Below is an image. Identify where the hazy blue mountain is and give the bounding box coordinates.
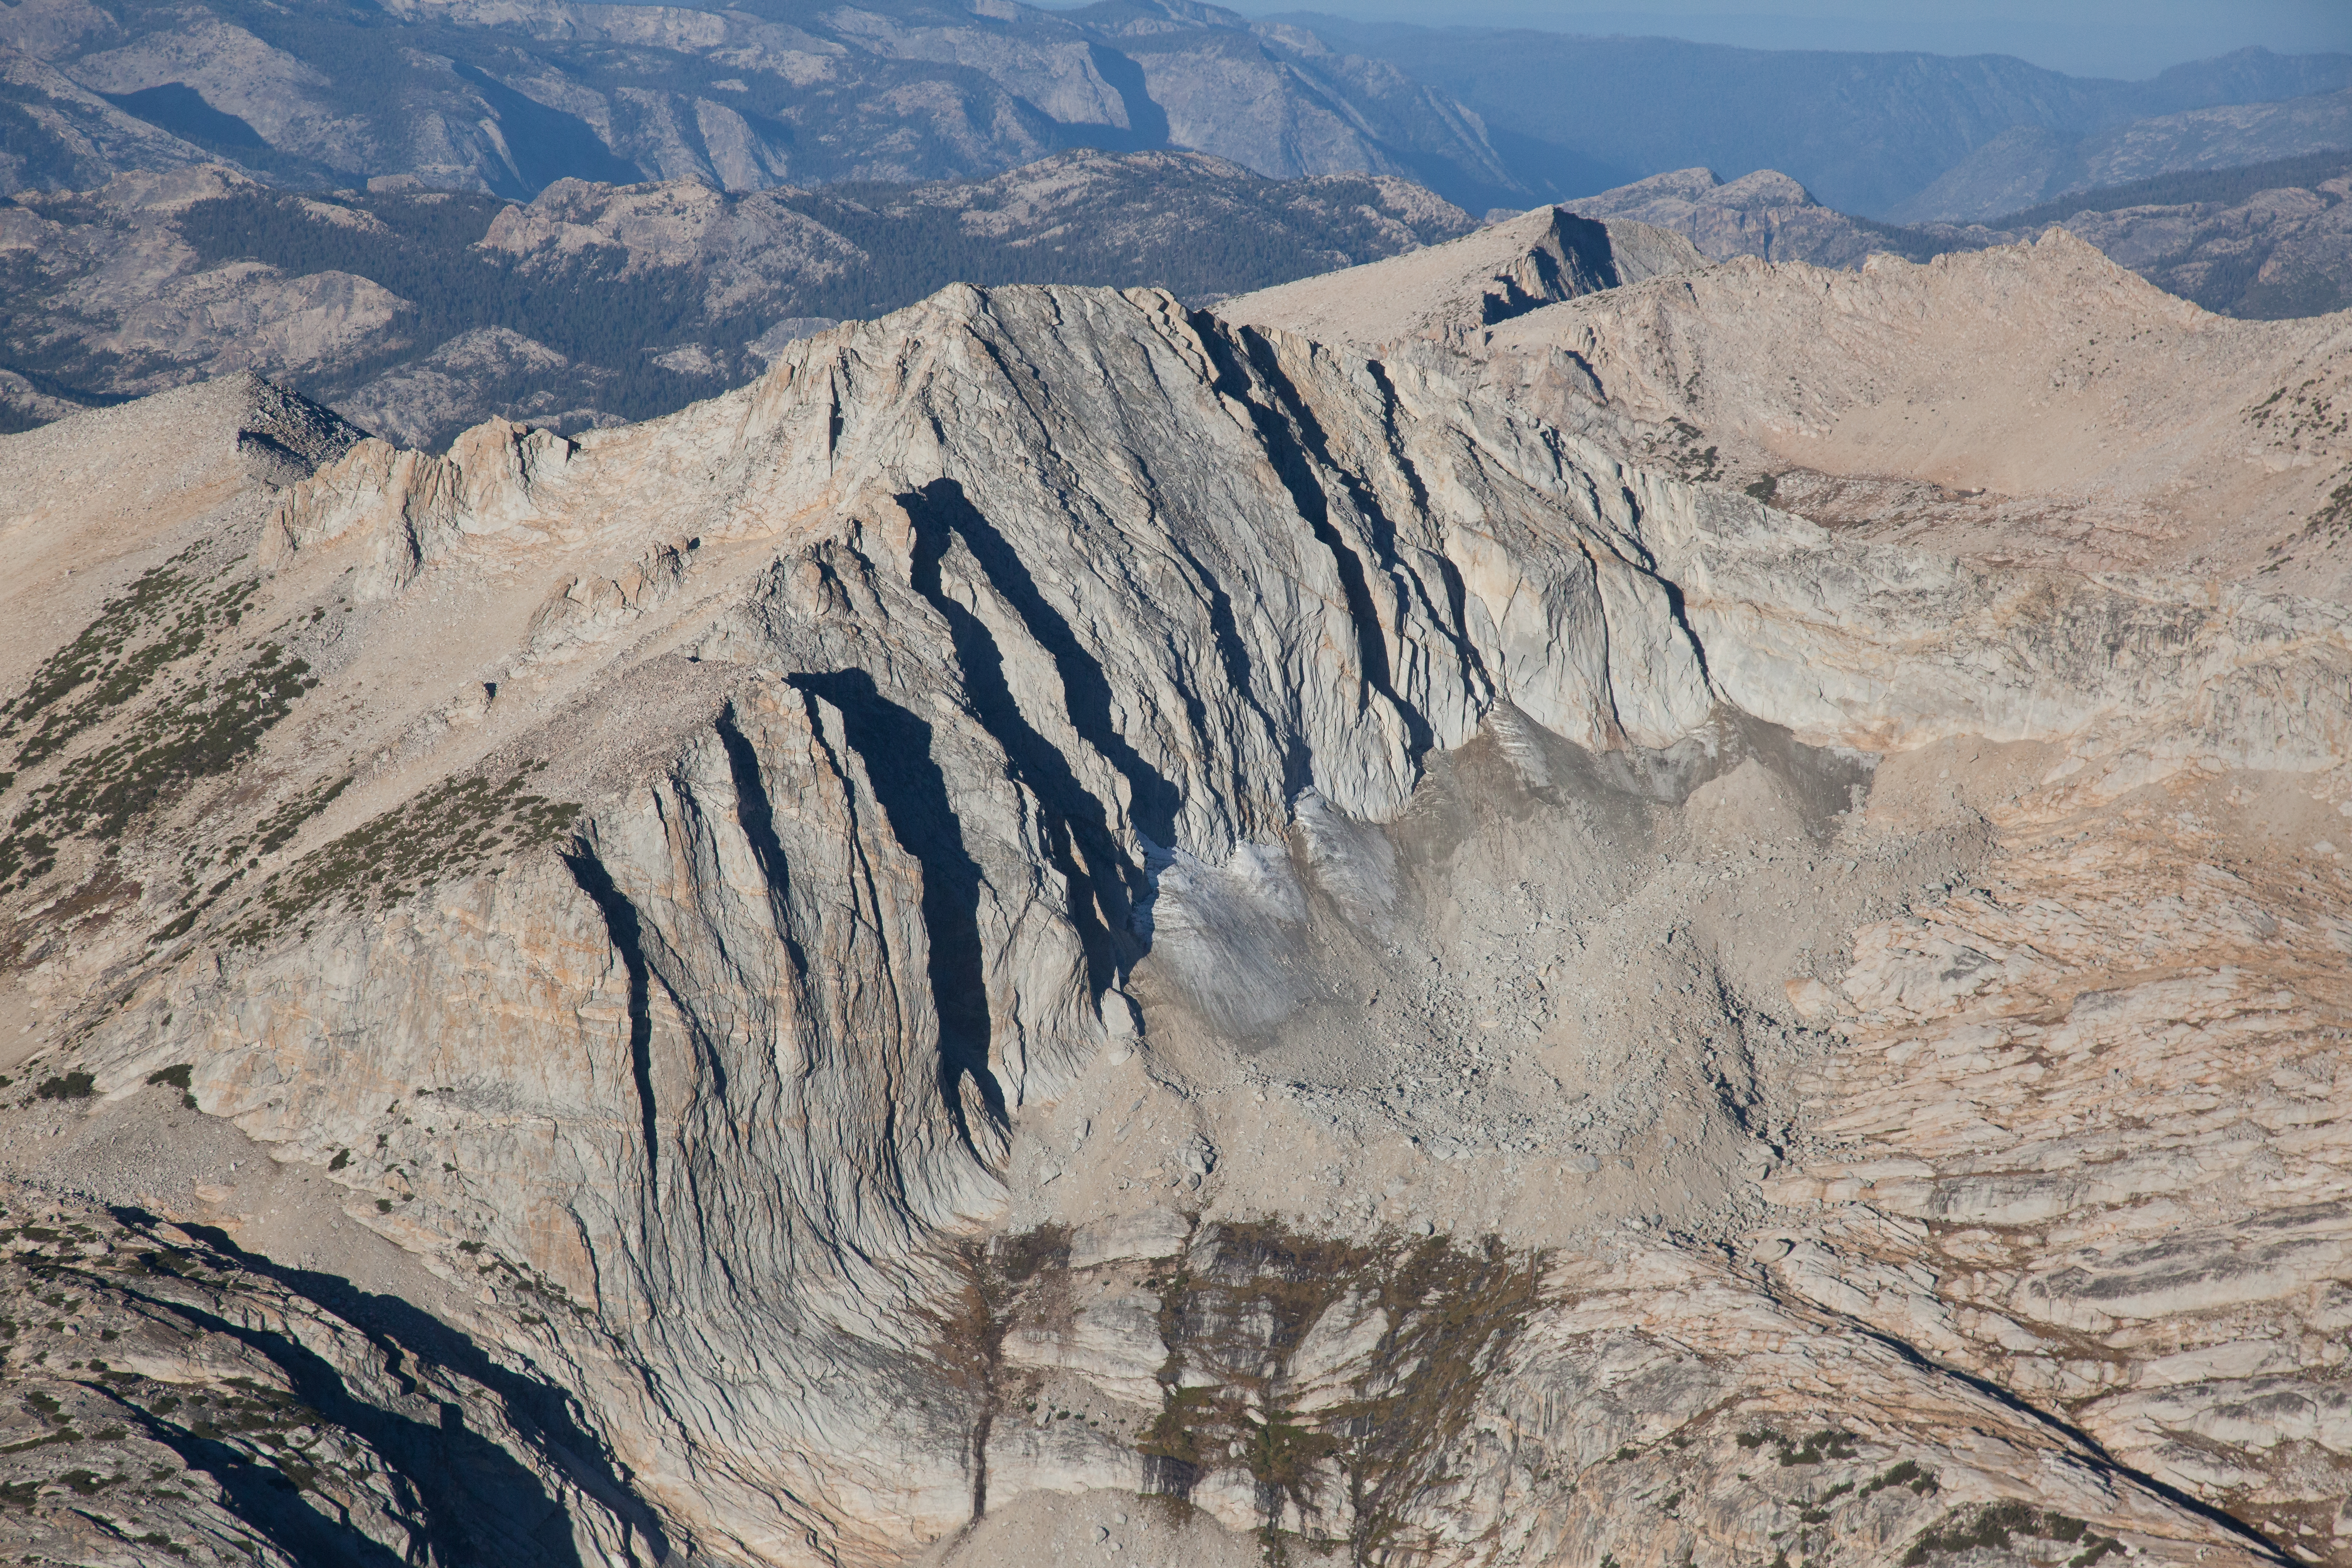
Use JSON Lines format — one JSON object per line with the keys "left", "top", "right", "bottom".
{"left": 1277, "top": 23, "right": 2352, "bottom": 217}
{"left": 1891, "top": 87, "right": 2352, "bottom": 222}
{"left": 0, "top": 0, "right": 1522, "bottom": 209}
{"left": 3, "top": 0, "right": 2344, "bottom": 236}
{"left": 1566, "top": 150, "right": 2352, "bottom": 321}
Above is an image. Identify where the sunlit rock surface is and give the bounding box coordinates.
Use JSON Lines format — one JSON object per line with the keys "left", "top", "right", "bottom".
{"left": 0, "top": 234, "right": 2347, "bottom": 1566}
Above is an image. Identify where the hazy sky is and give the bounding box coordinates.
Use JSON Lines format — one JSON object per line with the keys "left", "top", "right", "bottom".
{"left": 1238, "top": 0, "right": 2352, "bottom": 80}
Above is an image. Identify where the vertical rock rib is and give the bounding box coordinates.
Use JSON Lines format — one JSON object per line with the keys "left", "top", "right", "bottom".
{"left": 1199, "top": 327, "right": 1429, "bottom": 758}
{"left": 564, "top": 847, "right": 661, "bottom": 1203}
{"left": 786, "top": 669, "right": 1006, "bottom": 1157}
{"left": 714, "top": 707, "right": 814, "bottom": 987}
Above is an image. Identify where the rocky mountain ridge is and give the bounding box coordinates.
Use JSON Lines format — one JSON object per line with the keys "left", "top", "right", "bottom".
{"left": 1568, "top": 156, "right": 2352, "bottom": 320}
{"left": 1329, "top": 227, "right": 2352, "bottom": 598}
{"left": 1564, "top": 167, "right": 1930, "bottom": 271}
{"left": 13, "top": 139, "right": 2348, "bottom": 463}
{"left": 0, "top": 217, "right": 2348, "bottom": 1567}
{"left": 1216, "top": 201, "right": 1705, "bottom": 347}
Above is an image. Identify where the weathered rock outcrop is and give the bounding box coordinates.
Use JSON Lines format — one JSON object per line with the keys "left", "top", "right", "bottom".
{"left": 1563, "top": 167, "right": 1911, "bottom": 269}
{"left": 1, "top": 255, "right": 2347, "bottom": 1568}
{"left": 1219, "top": 204, "right": 1702, "bottom": 351}
{"left": 1361, "top": 230, "right": 2352, "bottom": 603}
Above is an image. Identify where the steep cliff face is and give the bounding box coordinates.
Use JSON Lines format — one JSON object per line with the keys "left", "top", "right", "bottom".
{"left": 1, "top": 263, "right": 2347, "bottom": 1568}
{"left": 1219, "top": 204, "right": 1703, "bottom": 351}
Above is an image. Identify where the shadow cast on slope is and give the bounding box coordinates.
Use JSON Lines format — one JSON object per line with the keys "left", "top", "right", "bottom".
{"left": 714, "top": 712, "right": 817, "bottom": 989}
{"left": 901, "top": 477, "right": 1163, "bottom": 948}
{"left": 786, "top": 667, "right": 1010, "bottom": 1147}
{"left": 908, "top": 477, "right": 1180, "bottom": 863}
{"left": 1834, "top": 1315, "right": 2292, "bottom": 1565}
{"left": 786, "top": 472, "right": 1225, "bottom": 1142}
{"left": 102, "top": 1389, "right": 414, "bottom": 1567}
{"left": 561, "top": 850, "right": 663, "bottom": 1204}
{"left": 1194, "top": 322, "right": 1442, "bottom": 763}
{"left": 1067, "top": 46, "right": 1171, "bottom": 152}
{"left": 108, "top": 1208, "right": 669, "bottom": 1568}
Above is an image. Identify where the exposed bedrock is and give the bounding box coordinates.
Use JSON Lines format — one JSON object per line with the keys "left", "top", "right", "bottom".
{"left": 0, "top": 280, "right": 2344, "bottom": 1565}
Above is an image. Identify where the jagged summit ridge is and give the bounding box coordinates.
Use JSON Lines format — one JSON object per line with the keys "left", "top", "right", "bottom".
{"left": 1217, "top": 204, "right": 1703, "bottom": 349}
{"left": 0, "top": 260, "right": 2347, "bottom": 1566}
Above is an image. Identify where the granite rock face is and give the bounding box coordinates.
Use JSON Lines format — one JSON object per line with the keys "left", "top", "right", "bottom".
{"left": 1563, "top": 167, "right": 1905, "bottom": 268}
{"left": 0, "top": 249, "right": 2347, "bottom": 1568}
{"left": 1387, "top": 230, "right": 2352, "bottom": 601}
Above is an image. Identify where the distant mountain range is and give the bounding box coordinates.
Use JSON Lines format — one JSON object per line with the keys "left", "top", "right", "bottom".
{"left": 0, "top": 149, "right": 1475, "bottom": 443}
{"left": 1889, "top": 86, "right": 2352, "bottom": 222}
{"left": 1569, "top": 150, "right": 2352, "bottom": 320}
{"left": 1, "top": 0, "right": 2347, "bottom": 221}
{"left": 9, "top": 138, "right": 2344, "bottom": 456}
{"left": 1289, "top": 22, "right": 2352, "bottom": 216}
{"left": 0, "top": 0, "right": 1520, "bottom": 207}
